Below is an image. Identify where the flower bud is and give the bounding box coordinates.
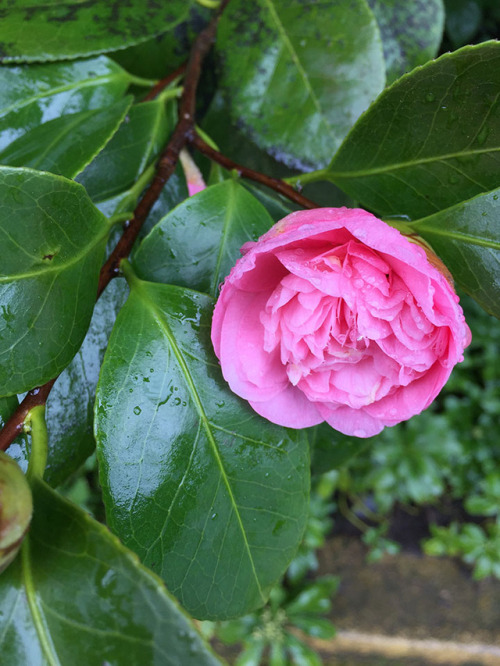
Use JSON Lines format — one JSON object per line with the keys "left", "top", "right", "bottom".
{"left": 0, "top": 451, "right": 33, "bottom": 573}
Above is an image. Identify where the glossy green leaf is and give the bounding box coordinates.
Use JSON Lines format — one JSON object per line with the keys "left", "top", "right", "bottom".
{"left": 77, "top": 98, "right": 173, "bottom": 209}
{"left": 133, "top": 180, "right": 274, "bottom": 297}
{"left": 0, "top": 167, "right": 110, "bottom": 397}
{"left": 200, "top": 91, "right": 294, "bottom": 182}
{"left": 0, "top": 1, "right": 192, "bottom": 62}
{"left": 0, "top": 97, "right": 132, "bottom": 178}
{"left": 0, "top": 56, "right": 132, "bottom": 152}
{"left": 0, "top": 395, "right": 17, "bottom": 427}
{"left": 95, "top": 277, "right": 310, "bottom": 620}
{"left": 0, "top": 477, "right": 222, "bottom": 666}
{"left": 4, "top": 281, "right": 129, "bottom": 487}
{"left": 242, "top": 183, "right": 298, "bottom": 223}
{"left": 309, "top": 424, "right": 372, "bottom": 475}
{"left": 112, "top": 6, "right": 211, "bottom": 80}
{"left": 328, "top": 41, "right": 500, "bottom": 219}
{"left": 42, "top": 279, "right": 129, "bottom": 487}
{"left": 138, "top": 167, "right": 190, "bottom": 240}
{"left": 367, "top": 0, "right": 444, "bottom": 84}
{"left": 410, "top": 187, "right": 500, "bottom": 317}
{"left": 217, "top": 0, "right": 385, "bottom": 170}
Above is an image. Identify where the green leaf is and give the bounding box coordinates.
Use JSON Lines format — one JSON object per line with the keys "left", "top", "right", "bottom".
{"left": 291, "top": 616, "right": 336, "bottom": 640}
{"left": 235, "top": 641, "right": 265, "bottom": 666}
{"left": 76, "top": 98, "right": 173, "bottom": 207}
{"left": 269, "top": 642, "right": 287, "bottom": 666}
{"left": 0, "top": 96, "right": 132, "bottom": 178}
{"left": 0, "top": 56, "right": 132, "bottom": 152}
{"left": 242, "top": 183, "right": 298, "bottom": 223}
{"left": 285, "top": 634, "right": 323, "bottom": 666}
{"left": 367, "top": 0, "right": 444, "bottom": 84}
{"left": 0, "top": 167, "right": 110, "bottom": 396}
{"left": 410, "top": 187, "right": 500, "bottom": 317}
{"left": 200, "top": 91, "right": 294, "bottom": 182}
{"left": 0, "top": 395, "right": 17, "bottom": 427}
{"left": 0, "top": 477, "right": 222, "bottom": 665}
{"left": 43, "top": 279, "right": 129, "bottom": 487}
{"left": 0, "top": 1, "right": 192, "bottom": 62}
{"left": 133, "top": 180, "right": 274, "bottom": 297}
{"left": 286, "top": 576, "right": 339, "bottom": 615}
{"left": 328, "top": 41, "right": 500, "bottom": 219}
{"left": 217, "top": 0, "right": 385, "bottom": 169}
{"left": 95, "top": 276, "right": 310, "bottom": 620}
{"left": 310, "top": 423, "right": 372, "bottom": 475}
{"left": 111, "top": 6, "right": 211, "bottom": 80}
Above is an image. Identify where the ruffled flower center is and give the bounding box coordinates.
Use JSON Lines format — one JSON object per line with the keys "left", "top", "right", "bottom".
{"left": 260, "top": 239, "right": 452, "bottom": 411}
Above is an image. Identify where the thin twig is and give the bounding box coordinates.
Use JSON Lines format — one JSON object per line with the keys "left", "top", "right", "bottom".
{"left": 142, "top": 62, "right": 187, "bottom": 102}
{"left": 0, "top": 2, "right": 230, "bottom": 453}
{"left": 190, "top": 132, "right": 320, "bottom": 209}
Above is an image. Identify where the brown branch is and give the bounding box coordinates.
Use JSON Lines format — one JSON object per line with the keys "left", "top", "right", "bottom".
{"left": 0, "top": 2, "right": 230, "bottom": 453}
{"left": 142, "top": 62, "right": 187, "bottom": 102}
{"left": 190, "top": 132, "right": 320, "bottom": 209}
{"left": 0, "top": 380, "right": 56, "bottom": 450}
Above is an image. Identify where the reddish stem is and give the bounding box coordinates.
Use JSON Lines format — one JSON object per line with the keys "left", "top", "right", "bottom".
{"left": 190, "top": 132, "right": 319, "bottom": 209}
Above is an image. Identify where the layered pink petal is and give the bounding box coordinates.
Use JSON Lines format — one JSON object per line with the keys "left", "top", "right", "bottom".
{"left": 211, "top": 207, "right": 471, "bottom": 439}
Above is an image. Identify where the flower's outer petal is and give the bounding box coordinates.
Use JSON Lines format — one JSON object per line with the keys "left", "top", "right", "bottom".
{"left": 217, "top": 289, "right": 289, "bottom": 401}
{"left": 316, "top": 402, "right": 385, "bottom": 438}
{"left": 249, "top": 385, "right": 324, "bottom": 429}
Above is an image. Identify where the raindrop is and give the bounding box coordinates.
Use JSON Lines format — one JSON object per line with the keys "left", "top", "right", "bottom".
{"left": 211, "top": 513, "right": 217, "bottom": 520}
{"left": 133, "top": 406, "right": 142, "bottom": 415}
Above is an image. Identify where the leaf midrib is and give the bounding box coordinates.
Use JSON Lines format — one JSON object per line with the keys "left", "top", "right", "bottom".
{"left": 138, "top": 283, "right": 265, "bottom": 604}
{"left": 330, "top": 146, "right": 500, "bottom": 178}
{"left": 21, "top": 538, "right": 60, "bottom": 666}
{"left": 0, "top": 72, "right": 127, "bottom": 120}
{"left": 262, "top": 0, "right": 334, "bottom": 143}
{"left": 413, "top": 225, "right": 500, "bottom": 250}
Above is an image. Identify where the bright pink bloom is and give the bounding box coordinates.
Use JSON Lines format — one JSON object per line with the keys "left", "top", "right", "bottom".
{"left": 211, "top": 208, "right": 471, "bottom": 438}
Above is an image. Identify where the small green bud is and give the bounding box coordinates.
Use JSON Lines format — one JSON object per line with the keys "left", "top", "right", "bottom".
{"left": 0, "top": 451, "right": 33, "bottom": 573}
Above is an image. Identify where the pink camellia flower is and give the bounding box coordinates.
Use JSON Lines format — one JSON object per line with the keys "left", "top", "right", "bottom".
{"left": 211, "top": 208, "right": 471, "bottom": 438}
